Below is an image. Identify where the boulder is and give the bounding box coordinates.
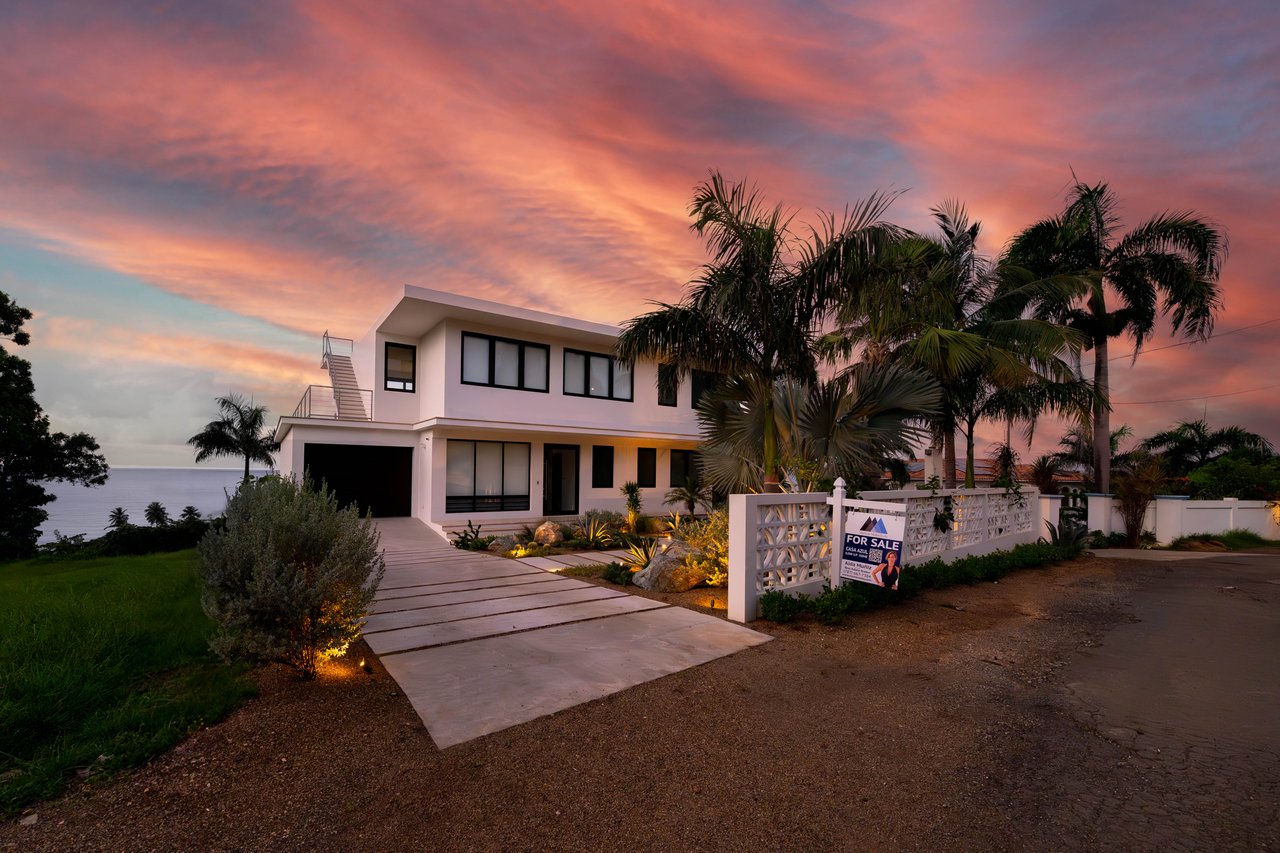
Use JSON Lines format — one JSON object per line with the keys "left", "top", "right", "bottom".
{"left": 487, "top": 535, "right": 518, "bottom": 555}
{"left": 533, "top": 521, "right": 565, "bottom": 546}
{"left": 632, "top": 540, "right": 706, "bottom": 593}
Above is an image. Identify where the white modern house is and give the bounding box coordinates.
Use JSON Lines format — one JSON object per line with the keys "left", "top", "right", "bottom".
{"left": 274, "top": 286, "right": 706, "bottom": 536}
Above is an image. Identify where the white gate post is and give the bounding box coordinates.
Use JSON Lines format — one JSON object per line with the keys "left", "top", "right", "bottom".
{"left": 728, "top": 494, "right": 753, "bottom": 623}
{"left": 829, "top": 478, "right": 846, "bottom": 589}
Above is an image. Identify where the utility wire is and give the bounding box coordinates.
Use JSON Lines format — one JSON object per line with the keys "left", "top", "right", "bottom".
{"left": 1080, "top": 316, "right": 1280, "bottom": 371}
{"left": 1113, "top": 382, "right": 1280, "bottom": 405}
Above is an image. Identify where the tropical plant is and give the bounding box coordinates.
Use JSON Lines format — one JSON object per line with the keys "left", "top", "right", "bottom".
{"left": 1186, "top": 454, "right": 1280, "bottom": 500}
{"left": 105, "top": 506, "right": 131, "bottom": 530}
{"left": 576, "top": 517, "right": 614, "bottom": 549}
{"left": 616, "top": 173, "right": 905, "bottom": 491}
{"left": 144, "top": 502, "right": 171, "bottom": 527}
{"left": 601, "top": 562, "right": 635, "bottom": 586}
{"left": 1007, "top": 177, "right": 1228, "bottom": 492}
{"left": 1042, "top": 519, "right": 1089, "bottom": 555}
{"left": 450, "top": 520, "right": 495, "bottom": 551}
{"left": 1052, "top": 423, "right": 1135, "bottom": 490}
{"left": 1112, "top": 454, "right": 1166, "bottom": 547}
{"left": 0, "top": 290, "right": 108, "bottom": 560}
{"left": 664, "top": 474, "right": 712, "bottom": 517}
{"left": 187, "top": 394, "right": 280, "bottom": 480}
{"left": 620, "top": 481, "right": 643, "bottom": 532}
{"left": 198, "top": 475, "right": 384, "bottom": 679}
{"left": 622, "top": 538, "right": 659, "bottom": 570}
{"left": 695, "top": 365, "right": 941, "bottom": 494}
{"left": 1141, "top": 418, "right": 1272, "bottom": 477}
{"left": 986, "top": 442, "right": 1019, "bottom": 487}
{"left": 1028, "top": 454, "right": 1065, "bottom": 494}
{"left": 179, "top": 505, "right": 202, "bottom": 523}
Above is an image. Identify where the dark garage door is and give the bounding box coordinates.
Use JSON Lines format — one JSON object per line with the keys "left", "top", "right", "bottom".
{"left": 303, "top": 444, "right": 413, "bottom": 517}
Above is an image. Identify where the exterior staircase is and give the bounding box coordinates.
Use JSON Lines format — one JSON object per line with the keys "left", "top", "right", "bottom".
{"left": 323, "top": 353, "right": 369, "bottom": 420}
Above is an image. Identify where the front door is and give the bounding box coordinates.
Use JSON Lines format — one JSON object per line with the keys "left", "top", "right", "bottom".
{"left": 543, "top": 444, "right": 579, "bottom": 516}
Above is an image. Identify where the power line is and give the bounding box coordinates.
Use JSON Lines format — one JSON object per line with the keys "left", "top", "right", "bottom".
{"left": 1080, "top": 316, "right": 1280, "bottom": 371}
{"left": 1114, "top": 382, "right": 1280, "bottom": 405}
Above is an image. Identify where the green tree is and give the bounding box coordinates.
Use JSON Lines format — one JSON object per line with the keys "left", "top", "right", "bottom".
{"left": 1140, "top": 418, "right": 1272, "bottom": 477}
{"left": 0, "top": 291, "right": 108, "bottom": 559}
{"left": 179, "top": 505, "right": 202, "bottom": 523}
{"left": 188, "top": 394, "right": 280, "bottom": 479}
{"left": 616, "top": 173, "right": 904, "bottom": 491}
{"left": 1007, "top": 178, "right": 1228, "bottom": 492}
{"left": 144, "top": 502, "right": 171, "bottom": 527}
{"left": 105, "top": 506, "right": 131, "bottom": 530}
{"left": 664, "top": 475, "right": 712, "bottom": 517}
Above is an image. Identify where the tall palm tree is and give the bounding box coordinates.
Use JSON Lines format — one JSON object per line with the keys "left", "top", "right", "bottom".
{"left": 188, "top": 394, "right": 280, "bottom": 480}
{"left": 616, "top": 173, "right": 905, "bottom": 492}
{"left": 144, "top": 501, "right": 170, "bottom": 527}
{"left": 1006, "top": 178, "right": 1228, "bottom": 492}
{"left": 1141, "top": 418, "right": 1272, "bottom": 476}
{"left": 1053, "top": 422, "right": 1134, "bottom": 491}
{"left": 105, "top": 506, "right": 130, "bottom": 530}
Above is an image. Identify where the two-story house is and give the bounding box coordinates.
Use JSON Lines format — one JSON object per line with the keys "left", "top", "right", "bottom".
{"left": 274, "top": 286, "right": 704, "bottom": 536}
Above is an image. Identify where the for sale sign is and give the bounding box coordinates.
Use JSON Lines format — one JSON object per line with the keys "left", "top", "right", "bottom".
{"left": 841, "top": 511, "right": 906, "bottom": 590}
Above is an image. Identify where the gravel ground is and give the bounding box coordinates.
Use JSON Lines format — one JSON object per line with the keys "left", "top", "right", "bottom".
{"left": 4, "top": 554, "right": 1276, "bottom": 852}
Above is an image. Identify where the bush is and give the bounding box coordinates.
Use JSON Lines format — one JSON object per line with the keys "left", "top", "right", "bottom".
{"left": 582, "top": 508, "right": 628, "bottom": 532}
{"left": 600, "top": 562, "right": 634, "bottom": 586}
{"left": 674, "top": 509, "right": 729, "bottom": 587}
{"left": 450, "top": 520, "right": 496, "bottom": 551}
{"left": 1187, "top": 455, "right": 1280, "bottom": 500}
{"left": 759, "top": 589, "right": 809, "bottom": 623}
{"left": 198, "top": 476, "right": 385, "bottom": 679}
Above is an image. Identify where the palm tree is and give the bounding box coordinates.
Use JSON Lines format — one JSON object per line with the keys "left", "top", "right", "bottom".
{"left": 1027, "top": 454, "right": 1066, "bottom": 494}
{"left": 1053, "top": 423, "right": 1134, "bottom": 491}
{"left": 694, "top": 364, "right": 941, "bottom": 493}
{"left": 616, "top": 173, "right": 905, "bottom": 492}
{"left": 179, "top": 505, "right": 202, "bottom": 523}
{"left": 105, "top": 506, "right": 130, "bottom": 530}
{"left": 1006, "top": 178, "right": 1228, "bottom": 492}
{"left": 664, "top": 475, "right": 712, "bottom": 517}
{"left": 188, "top": 394, "right": 280, "bottom": 479}
{"left": 1140, "top": 418, "right": 1272, "bottom": 477}
{"left": 144, "top": 501, "right": 170, "bottom": 527}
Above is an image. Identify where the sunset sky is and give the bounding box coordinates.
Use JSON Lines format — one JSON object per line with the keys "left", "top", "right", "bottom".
{"left": 4, "top": 0, "right": 1278, "bottom": 467}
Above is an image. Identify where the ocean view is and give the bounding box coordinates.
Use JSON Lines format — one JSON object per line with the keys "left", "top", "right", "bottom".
{"left": 38, "top": 467, "right": 270, "bottom": 544}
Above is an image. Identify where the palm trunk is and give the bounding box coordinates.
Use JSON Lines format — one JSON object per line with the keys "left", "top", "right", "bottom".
{"left": 1093, "top": 336, "right": 1110, "bottom": 493}
{"left": 964, "top": 419, "right": 977, "bottom": 488}
{"left": 762, "top": 392, "right": 781, "bottom": 493}
{"left": 243, "top": 454, "right": 251, "bottom": 482}
{"left": 943, "top": 429, "right": 957, "bottom": 490}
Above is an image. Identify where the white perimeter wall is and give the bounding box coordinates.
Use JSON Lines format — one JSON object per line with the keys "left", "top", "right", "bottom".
{"left": 1040, "top": 494, "right": 1280, "bottom": 543}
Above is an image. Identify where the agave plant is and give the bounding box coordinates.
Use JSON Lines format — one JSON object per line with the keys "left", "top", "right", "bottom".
{"left": 578, "top": 517, "right": 613, "bottom": 549}
{"left": 623, "top": 538, "right": 659, "bottom": 570}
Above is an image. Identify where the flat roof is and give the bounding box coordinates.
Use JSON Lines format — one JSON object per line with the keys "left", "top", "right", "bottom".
{"left": 369, "top": 285, "right": 621, "bottom": 346}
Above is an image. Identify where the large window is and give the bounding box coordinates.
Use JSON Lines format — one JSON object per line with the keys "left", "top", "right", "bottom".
{"left": 691, "top": 369, "right": 721, "bottom": 408}
{"left": 445, "top": 440, "right": 531, "bottom": 513}
{"left": 563, "top": 348, "right": 632, "bottom": 401}
{"left": 657, "top": 363, "right": 678, "bottom": 407}
{"left": 637, "top": 447, "right": 656, "bottom": 488}
{"left": 385, "top": 343, "right": 416, "bottom": 392}
{"left": 670, "top": 449, "right": 697, "bottom": 488}
{"left": 461, "top": 332, "right": 549, "bottom": 392}
{"left": 591, "top": 445, "right": 614, "bottom": 489}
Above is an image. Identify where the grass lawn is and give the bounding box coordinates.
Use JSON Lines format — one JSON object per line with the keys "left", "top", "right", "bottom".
{"left": 1169, "top": 530, "right": 1280, "bottom": 550}
{"left": 0, "top": 549, "right": 257, "bottom": 817}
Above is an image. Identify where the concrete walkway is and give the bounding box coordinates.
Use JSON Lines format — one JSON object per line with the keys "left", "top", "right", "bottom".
{"left": 366, "top": 519, "right": 770, "bottom": 748}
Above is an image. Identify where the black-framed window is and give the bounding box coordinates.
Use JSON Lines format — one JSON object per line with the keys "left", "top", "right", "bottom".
{"left": 563, "top": 348, "right": 633, "bottom": 401}
{"left": 657, "top": 363, "right": 678, "bottom": 407}
{"left": 691, "top": 370, "right": 721, "bottom": 408}
{"left": 591, "top": 445, "right": 614, "bottom": 489}
{"left": 637, "top": 448, "right": 656, "bottom": 488}
{"left": 670, "top": 449, "right": 696, "bottom": 488}
{"left": 385, "top": 343, "right": 416, "bottom": 392}
{"left": 461, "top": 332, "right": 549, "bottom": 392}
{"left": 445, "top": 440, "right": 531, "bottom": 513}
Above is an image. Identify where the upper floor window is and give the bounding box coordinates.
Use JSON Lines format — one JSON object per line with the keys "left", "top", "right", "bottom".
{"left": 385, "top": 343, "right": 416, "bottom": 392}
{"left": 657, "top": 363, "right": 678, "bottom": 407}
{"left": 563, "top": 349, "right": 632, "bottom": 401}
{"left": 461, "top": 332, "right": 549, "bottom": 392}
{"left": 691, "top": 369, "right": 722, "bottom": 409}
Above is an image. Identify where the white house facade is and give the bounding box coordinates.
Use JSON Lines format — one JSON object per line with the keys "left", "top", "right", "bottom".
{"left": 274, "top": 286, "right": 705, "bottom": 536}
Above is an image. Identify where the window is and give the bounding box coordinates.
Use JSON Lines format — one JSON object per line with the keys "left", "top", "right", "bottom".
{"left": 657, "top": 363, "right": 678, "bottom": 407}
{"left": 445, "top": 440, "right": 531, "bottom": 513}
{"left": 563, "top": 348, "right": 633, "bottom": 401}
{"left": 591, "top": 445, "right": 614, "bottom": 489}
{"left": 460, "top": 332, "right": 549, "bottom": 392}
{"left": 670, "top": 449, "right": 696, "bottom": 488}
{"left": 637, "top": 448, "right": 656, "bottom": 488}
{"left": 385, "top": 343, "right": 416, "bottom": 392}
{"left": 691, "top": 369, "right": 721, "bottom": 408}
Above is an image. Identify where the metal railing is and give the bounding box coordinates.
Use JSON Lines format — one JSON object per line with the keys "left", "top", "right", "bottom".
{"left": 293, "top": 385, "right": 373, "bottom": 420}
{"left": 321, "top": 330, "right": 354, "bottom": 369}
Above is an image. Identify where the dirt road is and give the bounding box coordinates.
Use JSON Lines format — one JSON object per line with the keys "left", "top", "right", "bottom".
{"left": 4, "top": 553, "right": 1277, "bottom": 851}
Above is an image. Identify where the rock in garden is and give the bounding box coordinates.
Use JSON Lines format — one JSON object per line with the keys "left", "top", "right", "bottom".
{"left": 487, "top": 535, "right": 518, "bottom": 554}
{"left": 632, "top": 540, "right": 705, "bottom": 592}
{"left": 533, "top": 521, "right": 565, "bottom": 545}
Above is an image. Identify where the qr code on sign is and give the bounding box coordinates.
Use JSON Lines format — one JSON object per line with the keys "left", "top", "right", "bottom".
{"left": 868, "top": 548, "right": 884, "bottom": 563}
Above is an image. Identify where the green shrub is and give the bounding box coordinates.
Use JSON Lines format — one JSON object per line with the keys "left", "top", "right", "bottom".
{"left": 198, "top": 476, "right": 385, "bottom": 679}
{"left": 35, "top": 519, "right": 213, "bottom": 559}
{"left": 450, "top": 520, "right": 496, "bottom": 551}
{"left": 601, "top": 561, "right": 634, "bottom": 586}
{"left": 675, "top": 509, "right": 729, "bottom": 587}
{"left": 582, "top": 508, "right": 628, "bottom": 532}
{"left": 1170, "top": 530, "right": 1275, "bottom": 550}
{"left": 759, "top": 589, "right": 809, "bottom": 623}
{"left": 1187, "top": 454, "right": 1280, "bottom": 500}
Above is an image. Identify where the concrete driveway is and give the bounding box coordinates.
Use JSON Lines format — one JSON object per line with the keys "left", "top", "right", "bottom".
{"left": 365, "top": 519, "right": 770, "bottom": 748}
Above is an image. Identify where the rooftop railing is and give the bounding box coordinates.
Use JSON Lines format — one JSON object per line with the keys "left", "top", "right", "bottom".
{"left": 292, "top": 385, "right": 373, "bottom": 421}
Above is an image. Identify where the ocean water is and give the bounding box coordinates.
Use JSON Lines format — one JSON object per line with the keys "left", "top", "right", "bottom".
{"left": 37, "top": 467, "right": 270, "bottom": 544}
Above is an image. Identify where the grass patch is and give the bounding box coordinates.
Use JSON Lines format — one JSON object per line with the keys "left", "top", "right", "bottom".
{"left": 0, "top": 550, "right": 256, "bottom": 817}
{"left": 1169, "top": 530, "right": 1280, "bottom": 551}
{"left": 553, "top": 563, "right": 607, "bottom": 578}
